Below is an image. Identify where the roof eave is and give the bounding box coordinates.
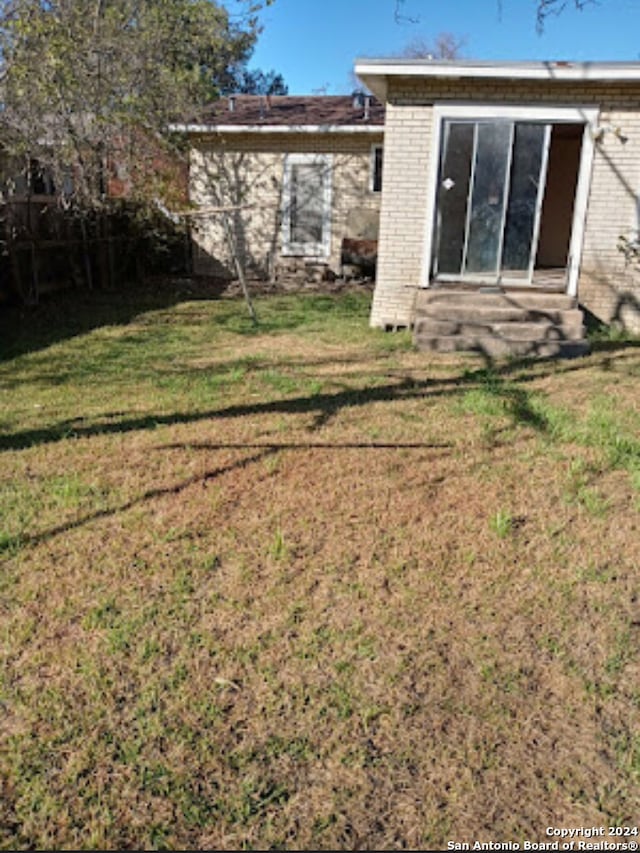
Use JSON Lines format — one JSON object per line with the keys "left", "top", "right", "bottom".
{"left": 354, "top": 59, "right": 640, "bottom": 102}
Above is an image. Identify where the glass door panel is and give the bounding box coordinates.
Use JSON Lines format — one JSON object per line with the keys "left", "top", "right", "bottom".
{"left": 465, "top": 122, "right": 512, "bottom": 275}
{"left": 501, "top": 123, "right": 549, "bottom": 278}
{"left": 435, "top": 122, "right": 474, "bottom": 275}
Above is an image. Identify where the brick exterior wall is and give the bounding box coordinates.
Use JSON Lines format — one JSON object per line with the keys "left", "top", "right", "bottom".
{"left": 371, "top": 77, "right": 640, "bottom": 333}
{"left": 189, "top": 131, "right": 383, "bottom": 279}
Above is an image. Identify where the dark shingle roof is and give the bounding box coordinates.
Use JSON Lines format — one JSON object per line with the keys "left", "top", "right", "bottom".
{"left": 198, "top": 94, "right": 385, "bottom": 128}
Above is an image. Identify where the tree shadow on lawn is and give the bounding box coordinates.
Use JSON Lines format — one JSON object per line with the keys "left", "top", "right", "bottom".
{"left": 0, "top": 278, "right": 374, "bottom": 362}
{"left": 0, "top": 371, "right": 529, "bottom": 452}
{"left": 0, "top": 276, "right": 270, "bottom": 362}
{"left": 3, "top": 345, "right": 639, "bottom": 554}
{"left": 1, "top": 439, "right": 452, "bottom": 554}
{"left": 1, "top": 345, "right": 625, "bottom": 455}
{"left": 0, "top": 278, "right": 216, "bottom": 360}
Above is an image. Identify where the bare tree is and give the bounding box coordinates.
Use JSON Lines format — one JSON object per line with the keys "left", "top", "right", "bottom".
{"left": 401, "top": 32, "right": 465, "bottom": 60}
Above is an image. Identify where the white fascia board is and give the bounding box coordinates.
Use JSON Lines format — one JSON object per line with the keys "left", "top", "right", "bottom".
{"left": 354, "top": 59, "right": 640, "bottom": 101}
{"left": 170, "top": 123, "right": 383, "bottom": 135}
{"left": 354, "top": 71, "right": 388, "bottom": 102}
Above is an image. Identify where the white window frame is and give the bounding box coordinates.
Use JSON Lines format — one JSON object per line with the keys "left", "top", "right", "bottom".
{"left": 370, "top": 143, "right": 383, "bottom": 193}
{"left": 281, "top": 153, "right": 333, "bottom": 257}
{"left": 421, "top": 103, "right": 599, "bottom": 297}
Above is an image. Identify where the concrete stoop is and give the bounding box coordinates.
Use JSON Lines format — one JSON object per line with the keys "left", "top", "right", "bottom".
{"left": 413, "top": 288, "right": 591, "bottom": 359}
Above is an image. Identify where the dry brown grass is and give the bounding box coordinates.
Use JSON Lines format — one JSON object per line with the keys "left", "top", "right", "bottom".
{"left": 1, "top": 286, "right": 639, "bottom": 849}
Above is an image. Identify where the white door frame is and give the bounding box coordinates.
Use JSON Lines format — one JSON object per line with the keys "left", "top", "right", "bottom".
{"left": 420, "top": 103, "right": 599, "bottom": 296}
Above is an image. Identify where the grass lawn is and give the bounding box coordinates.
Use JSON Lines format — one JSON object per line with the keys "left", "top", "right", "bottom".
{"left": 1, "top": 281, "right": 639, "bottom": 850}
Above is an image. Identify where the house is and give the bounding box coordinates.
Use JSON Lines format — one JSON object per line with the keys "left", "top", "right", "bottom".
{"left": 177, "top": 94, "right": 385, "bottom": 281}
{"left": 354, "top": 59, "right": 640, "bottom": 355}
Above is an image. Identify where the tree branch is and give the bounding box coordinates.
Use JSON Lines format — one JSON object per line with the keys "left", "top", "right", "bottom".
{"left": 536, "top": 0, "right": 594, "bottom": 32}
{"left": 394, "top": 0, "right": 419, "bottom": 24}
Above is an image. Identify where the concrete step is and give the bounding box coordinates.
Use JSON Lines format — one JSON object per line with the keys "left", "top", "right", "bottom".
{"left": 491, "top": 318, "right": 585, "bottom": 341}
{"left": 414, "top": 304, "right": 585, "bottom": 329}
{"left": 412, "top": 288, "right": 589, "bottom": 359}
{"left": 416, "top": 305, "right": 531, "bottom": 324}
{"left": 415, "top": 288, "right": 576, "bottom": 312}
{"left": 415, "top": 334, "right": 590, "bottom": 359}
{"left": 414, "top": 317, "right": 585, "bottom": 342}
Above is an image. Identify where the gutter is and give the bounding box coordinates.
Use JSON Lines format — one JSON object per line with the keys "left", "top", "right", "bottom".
{"left": 170, "top": 123, "right": 384, "bottom": 135}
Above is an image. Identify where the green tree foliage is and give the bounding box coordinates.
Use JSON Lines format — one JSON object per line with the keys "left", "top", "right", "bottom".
{"left": 229, "top": 67, "right": 288, "bottom": 95}
{"left": 0, "top": 0, "right": 263, "bottom": 208}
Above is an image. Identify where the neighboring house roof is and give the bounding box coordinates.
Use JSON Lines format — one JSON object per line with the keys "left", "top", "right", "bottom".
{"left": 173, "top": 94, "right": 385, "bottom": 134}
{"left": 355, "top": 58, "right": 640, "bottom": 100}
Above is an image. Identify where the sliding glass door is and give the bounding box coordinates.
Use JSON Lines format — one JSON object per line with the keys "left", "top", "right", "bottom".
{"left": 434, "top": 119, "right": 551, "bottom": 284}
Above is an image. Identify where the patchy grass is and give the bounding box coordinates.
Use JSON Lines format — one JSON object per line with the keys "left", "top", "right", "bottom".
{"left": 1, "top": 283, "right": 639, "bottom": 850}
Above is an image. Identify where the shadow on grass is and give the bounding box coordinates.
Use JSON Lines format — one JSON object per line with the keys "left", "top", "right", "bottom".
{"left": 159, "top": 440, "right": 451, "bottom": 452}
{"left": 4, "top": 346, "right": 639, "bottom": 554}
{"left": 0, "top": 277, "right": 230, "bottom": 362}
{"left": 0, "top": 377, "right": 424, "bottom": 451}
{"left": 588, "top": 338, "right": 640, "bottom": 354}
{"left": 0, "top": 279, "right": 374, "bottom": 362}
{"left": 582, "top": 306, "right": 640, "bottom": 353}
{"left": 0, "top": 356, "right": 587, "bottom": 454}
{"left": 0, "top": 440, "right": 451, "bottom": 554}
{"left": 0, "top": 373, "right": 510, "bottom": 452}
{"left": 465, "top": 372, "right": 552, "bottom": 432}
{"left": 2, "top": 333, "right": 638, "bottom": 455}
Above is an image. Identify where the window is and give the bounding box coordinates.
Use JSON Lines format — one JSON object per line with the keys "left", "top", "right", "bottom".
{"left": 5, "top": 159, "right": 74, "bottom": 198}
{"left": 371, "top": 144, "right": 383, "bottom": 193}
{"left": 282, "top": 153, "right": 332, "bottom": 256}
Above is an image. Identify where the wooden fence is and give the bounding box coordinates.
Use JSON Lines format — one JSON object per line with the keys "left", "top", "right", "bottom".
{"left": 0, "top": 197, "right": 191, "bottom": 304}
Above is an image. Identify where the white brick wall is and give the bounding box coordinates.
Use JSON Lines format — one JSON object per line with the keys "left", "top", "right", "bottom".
{"left": 371, "top": 77, "right": 640, "bottom": 333}
{"left": 189, "top": 131, "right": 383, "bottom": 278}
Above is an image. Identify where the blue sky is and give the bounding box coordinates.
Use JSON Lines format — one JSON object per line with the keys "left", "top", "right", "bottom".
{"left": 227, "top": 0, "right": 640, "bottom": 94}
